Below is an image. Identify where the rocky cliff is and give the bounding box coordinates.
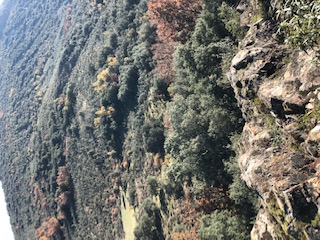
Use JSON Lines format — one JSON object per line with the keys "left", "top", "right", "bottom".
{"left": 229, "top": 1, "right": 320, "bottom": 239}
{"left": 0, "top": 0, "right": 319, "bottom": 239}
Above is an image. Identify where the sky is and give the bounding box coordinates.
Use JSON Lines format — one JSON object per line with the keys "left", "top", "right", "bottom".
{"left": 0, "top": 183, "right": 14, "bottom": 240}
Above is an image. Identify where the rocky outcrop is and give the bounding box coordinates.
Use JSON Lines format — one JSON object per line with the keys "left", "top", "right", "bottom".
{"left": 229, "top": 12, "right": 320, "bottom": 240}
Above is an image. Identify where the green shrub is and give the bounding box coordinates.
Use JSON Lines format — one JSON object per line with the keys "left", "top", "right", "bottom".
{"left": 147, "top": 176, "right": 158, "bottom": 196}
{"left": 143, "top": 120, "right": 165, "bottom": 153}
{"left": 134, "top": 199, "right": 164, "bottom": 240}
{"left": 198, "top": 210, "right": 249, "bottom": 240}
{"left": 128, "top": 186, "right": 136, "bottom": 207}
{"left": 276, "top": 0, "right": 320, "bottom": 50}
{"left": 117, "top": 65, "right": 138, "bottom": 102}
{"left": 218, "top": 2, "right": 245, "bottom": 41}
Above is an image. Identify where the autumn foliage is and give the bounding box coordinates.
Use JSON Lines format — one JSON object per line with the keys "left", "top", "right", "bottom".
{"left": 63, "top": 4, "right": 72, "bottom": 35}
{"left": 148, "top": 0, "right": 201, "bottom": 82}
{"left": 57, "top": 166, "right": 70, "bottom": 189}
{"left": 150, "top": 42, "right": 175, "bottom": 82}
{"left": 36, "top": 217, "right": 61, "bottom": 240}
{"left": 196, "top": 187, "right": 231, "bottom": 213}
{"left": 171, "top": 199, "right": 200, "bottom": 240}
{"left": 148, "top": 0, "right": 201, "bottom": 43}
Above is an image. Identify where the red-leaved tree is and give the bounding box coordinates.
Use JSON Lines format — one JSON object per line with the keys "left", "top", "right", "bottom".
{"left": 148, "top": 0, "right": 201, "bottom": 43}
{"left": 148, "top": 0, "right": 201, "bottom": 82}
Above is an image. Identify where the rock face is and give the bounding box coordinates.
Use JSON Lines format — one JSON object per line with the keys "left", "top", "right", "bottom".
{"left": 229, "top": 11, "right": 320, "bottom": 240}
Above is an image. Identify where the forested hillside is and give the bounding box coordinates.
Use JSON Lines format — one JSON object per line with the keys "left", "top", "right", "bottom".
{"left": 0, "top": 0, "right": 319, "bottom": 239}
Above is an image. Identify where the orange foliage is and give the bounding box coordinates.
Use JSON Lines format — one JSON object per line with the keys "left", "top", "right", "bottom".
{"left": 169, "top": 187, "right": 231, "bottom": 239}
{"left": 30, "top": 180, "right": 48, "bottom": 210}
{"left": 55, "top": 192, "right": 70, "bottom": 207}
{"left": 63, "top": 4, "right": 72, "bottom": 35}
{"left": 57, "top": 166, "right": 70, "bottom": 189}
{"left": 111, "top": 207, "right": 118, "bottom": 217}
{"left": 94, "top": 117, "right": 102, "bottom": 127}
{"left": 148, "top": 0, "right": 200, "bottom": 82}
{"left": 122, "top": 161, "right": 129, "bottom": 169}
{"left": 171, "top": 199, "right": 200, "bottom": 240}
{"left": 95, "top": 106, "right": 107, "bottom": 116}
{"left": 115, "top": 163, "right": 120, "bottom": 171}
{"left": 57, "top": 210, "right": 66, "bottom": 221}
{"left": 148, "top": 0, "right": 201, "bottom": 43}
{"left": 172, "top": 231, "right": 198, "bottom": 240}
{"left": 163, "top": 114, "right": 173, "bottom": 134}
{"left": 153, "top": 152, "right": 162, "bottom": 169}
{"left": 39, "top": 237, "right": 49, "bottom": 240}
{"left": 107, "top": 56, "right": 118, "bottom": 66}
{"left": 196, "top": 187, "right": 231, "bottom": 213}
{"left": 105, "top": 193, "right": 117, "bottom": 207}
{"left": 106, "top": 106, "right": 116, "bottom": 116}
{"left": 36, "top": 217, "right": 60, "bottom": 240}
{"left": 151, "top": 42, "right": 175, "bottom": 82}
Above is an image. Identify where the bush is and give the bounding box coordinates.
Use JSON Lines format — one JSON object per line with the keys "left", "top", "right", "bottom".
{"left": 147, "top": 176, "right": 158, "bottom": 196}
{"left": 218, "top": 2, "right": 245, "bottom": 41}
{"left": 134, "top": 199, "right": 164, "bottom": 240}
{"left": 128, "top": 186, "right": 136, "bottom": 207}
{"left": 276, "top": 0, "right": 320, "bottom": 50}
{"left": 83, "top": 21, "right": 93, "bottom": 36}
{"left": 117, "top": 65, "right": 138, "bottom": 102}
{"left": 107, "top": 32, "right": 118, "bottom": 49}
{"left": 143, "top": 120, "right": 164, "bottom": 153}
{"left": 198, "top": 210, "right": 248, "bottom": 240}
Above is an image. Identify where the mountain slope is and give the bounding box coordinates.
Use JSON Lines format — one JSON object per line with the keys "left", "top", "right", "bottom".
{"left": 0, "top": 0, "right": 319, "bottom": 239}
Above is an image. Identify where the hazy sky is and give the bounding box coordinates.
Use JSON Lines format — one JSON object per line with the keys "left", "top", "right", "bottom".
{"left": 0, "top": 0, "right": 3, "bottom": 5}
{"left": 0, "top": 183, "right": 14, "bottom": 240}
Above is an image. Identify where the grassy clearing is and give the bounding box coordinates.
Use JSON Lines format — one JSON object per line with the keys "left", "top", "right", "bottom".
{"left": 120, "top": 187, "right": 137, "bottom": 240}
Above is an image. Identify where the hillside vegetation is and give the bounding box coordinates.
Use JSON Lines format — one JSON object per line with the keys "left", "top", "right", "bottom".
{"left": 0, "top": 0, "right": 319, "bottom": 239}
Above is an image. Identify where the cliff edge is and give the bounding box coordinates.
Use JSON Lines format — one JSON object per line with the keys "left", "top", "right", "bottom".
{"left": 230, "top": 2, "right": 320, "bottom": 238}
